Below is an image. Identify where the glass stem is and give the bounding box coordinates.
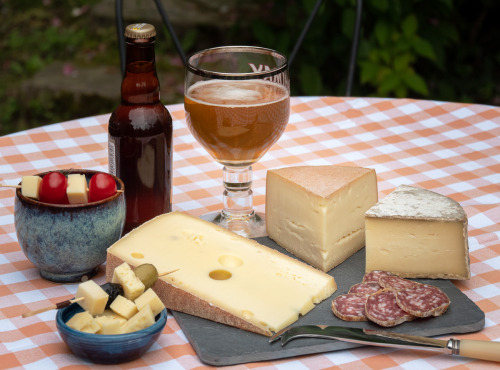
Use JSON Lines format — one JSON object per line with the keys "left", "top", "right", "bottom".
{"left": 222, "top": 166, "right": 254, "bottom": 220}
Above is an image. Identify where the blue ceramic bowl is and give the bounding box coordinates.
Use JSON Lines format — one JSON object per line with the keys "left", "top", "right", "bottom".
{"left": 57, "top": 303, "right": 167, "bottom": 364}
{"left": 14, "top": 169, "right": 125, "bottom": 283}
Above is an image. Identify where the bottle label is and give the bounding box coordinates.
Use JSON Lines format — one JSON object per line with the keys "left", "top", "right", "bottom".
{"left": 108, "top": 135, "right": 116, "bottom": 175}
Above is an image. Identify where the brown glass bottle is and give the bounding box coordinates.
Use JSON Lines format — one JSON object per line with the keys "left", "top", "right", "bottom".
{"left": 108, "top": 23, "right": 172, "bottom": 234}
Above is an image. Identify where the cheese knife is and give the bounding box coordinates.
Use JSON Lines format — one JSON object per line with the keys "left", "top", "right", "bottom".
{"left": 269, "top": 325, "right": 500, "bottom": 362}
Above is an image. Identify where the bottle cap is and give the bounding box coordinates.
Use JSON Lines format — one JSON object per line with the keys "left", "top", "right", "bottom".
{"left": 124, "top": 23, "right": 156, "bottom": 39}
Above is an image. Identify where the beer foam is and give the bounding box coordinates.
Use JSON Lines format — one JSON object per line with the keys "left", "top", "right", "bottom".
{"left": 211, "top": 85, "right": 262, "bottom": 102}
{"left": 187, "top": 80, "right": 288, "bottom": 107}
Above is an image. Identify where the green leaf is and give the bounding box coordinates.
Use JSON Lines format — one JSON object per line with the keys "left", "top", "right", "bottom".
{"left": 413, "top": 37, "right": 436, "bottom": 60}
{"left": 394, "top": 36, "right": 411, "bottom": 53}
{"left": 378, "top": 72, "right": 401, "bottom": 95}
{"left": 359, "top": 61, "right": 379, "bottom": 84}
{"left": 393, "top": 53, "right": 412, "bottom": 72}
{"left": 299, "top": 64, "right": 323, "bottom": 95}
{"left": 374, "top": 21, "right": 390, "bottom": 46}
{"left": 378, "top": 49, "right": 392, "bottom": 65}
{"left": 395, "top": 85, "right": 408, "bottom": 98}
{"left": 402, "top": 72, "right": 429, "bottom": 95}
{"left": 25, "top": 55, "right": 44, "bottom": 74}
{"left": 402, "top": 14, "right": 418, "bottom": 37}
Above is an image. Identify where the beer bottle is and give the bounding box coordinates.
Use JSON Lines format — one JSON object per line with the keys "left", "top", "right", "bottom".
{"left": 108, "top": 23, "right": 172, "bottom": 234}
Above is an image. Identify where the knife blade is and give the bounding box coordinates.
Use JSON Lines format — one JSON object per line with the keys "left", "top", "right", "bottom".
{"left": 269, "top": 325, "right": 500, "bottom": 362}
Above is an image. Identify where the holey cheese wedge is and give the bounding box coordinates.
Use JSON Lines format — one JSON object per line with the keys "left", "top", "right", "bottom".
{"left": 365, "top": 185, "right": 470, "bottom": 280}
{"left": 266, "top": 166, "right": 378, "bottom": 272}
{"left": 106, "top": 212, "right": 336, "bottom": 336}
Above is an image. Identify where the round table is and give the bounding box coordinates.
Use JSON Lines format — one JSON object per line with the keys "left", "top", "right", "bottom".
{"left": 0, "top": 97, "right": 499, "bottom": 369}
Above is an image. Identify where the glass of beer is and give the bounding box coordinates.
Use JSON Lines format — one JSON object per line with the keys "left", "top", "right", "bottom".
{"left": 184, "top": 46, "right": 290, "bottom": 238}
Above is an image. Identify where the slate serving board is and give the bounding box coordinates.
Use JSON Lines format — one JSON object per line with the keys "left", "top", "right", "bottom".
{"left": 172, "top": 237, "right": 484, "bottom": 366}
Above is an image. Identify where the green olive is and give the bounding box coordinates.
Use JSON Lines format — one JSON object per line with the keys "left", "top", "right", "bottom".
{"left": 134, "top": 263, "right": 159, "bottom": 290}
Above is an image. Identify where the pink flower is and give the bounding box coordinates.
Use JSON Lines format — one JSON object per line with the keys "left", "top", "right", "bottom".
{"left": 62, "top": 63, "right": 78, "bottom": 77}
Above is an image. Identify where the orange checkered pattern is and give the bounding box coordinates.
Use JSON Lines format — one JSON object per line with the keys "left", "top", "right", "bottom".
{"left": 0, "top": 97, "right": 499, "bottom": 369}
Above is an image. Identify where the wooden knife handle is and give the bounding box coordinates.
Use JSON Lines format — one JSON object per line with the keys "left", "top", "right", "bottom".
{"left": 460, "top": 339, "right": 500, "bottom": 362}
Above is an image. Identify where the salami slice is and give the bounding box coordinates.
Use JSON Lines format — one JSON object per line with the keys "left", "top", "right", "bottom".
{"left": 365, "top": 289, "right": 414, "bottom": 327}
{"left": 379, "top": 275, "right": 420, "bottom": 291}
{"left": 348, "top": 282, "right": 382, "bottom": 296}
{"left": 395, "top": 284, "right": 450, "bottom": 318}
{"left": 331, "top": 293, "right": 368, "bottom": 321}
{"left": 362, "top": 270, "right": 395, "bottom": 283}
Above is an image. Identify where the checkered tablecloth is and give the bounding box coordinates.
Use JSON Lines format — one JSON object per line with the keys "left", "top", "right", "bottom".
{"left": 1, "top": 97, "right": 499, "bottom": 369}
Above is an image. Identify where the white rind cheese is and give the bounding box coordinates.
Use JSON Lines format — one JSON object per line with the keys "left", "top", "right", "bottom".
{"left": 365, "top": 185, "right": 470, "bottom": 280}
{"left": 106, "top": 212, "right": 336, "bottom": 336}
{"left": 266, "top": 165, "right": 378, "bottom": 272}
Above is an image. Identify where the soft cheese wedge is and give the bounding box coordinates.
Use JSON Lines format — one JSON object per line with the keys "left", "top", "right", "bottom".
{"left": 106, "top": 212, "right": 336, "bottom": 336}
{"left": 266, "top": 165, "right": 378, "bottom": 272}
{"left": 365, "top": 185, "right": 470, "bottom": 280}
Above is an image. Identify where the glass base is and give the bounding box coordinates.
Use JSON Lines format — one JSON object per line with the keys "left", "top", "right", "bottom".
{"left": 200, "top": 211, "right": 267, "bottom": 238}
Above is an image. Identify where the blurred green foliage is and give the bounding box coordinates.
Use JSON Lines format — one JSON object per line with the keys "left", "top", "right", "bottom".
{"left": 1, "top": 0, "right": 499, "bottom": 136}
{"left": 247, "top": 0, "right": 500, "bottom": 103}
{"left": 0, "top": 0, "right": 114, "bottom": 135}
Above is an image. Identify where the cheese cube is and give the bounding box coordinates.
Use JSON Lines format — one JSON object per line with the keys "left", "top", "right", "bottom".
{"left": 121, "top": 304, "right": 155, "bottom": 333}
{"left": 111, "top": 262, "right": 145, "bottom": 301}
{"left": 66, "top": 173, "right": 89, "bottom": 204}
{"left": 75, "top": 280, "right": 109, "bottom": 315}
{"left": 110, "top": 295, "right": 138, "bottom": 319}
{"left": 106, "top": 212, "right": 336, "bottom": 336}
{"left": 21, "top": 176, "right": 42, "bottom": 199}
{"left": 66, "top": 174, "right": 88, "bottom": 204}
{"left": 266, "top": 166, "right": 378, "bottom": 272}
{"left": 135, "top": 288, "right": 165, "bottom": 317}
{"left": 98, "top": 309, "right": 128, "bottom": 322}
{"left": 66, "top": 311, "right": 101, "bottom": 334}
{"left": 365, "top": 185, "right": 470, "bottom": 280}
{"left": 95, "top": 315, "right": 126, "bottom": 335}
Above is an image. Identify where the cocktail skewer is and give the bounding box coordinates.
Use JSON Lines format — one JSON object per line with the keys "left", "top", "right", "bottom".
{"left": 0, "top": 184, "right": 124, "bottom": 193}
{"left": 0, "top": 184, "right": 21, "bottom": 188}
{"left": 159, "top": 269, "right": 179, "bottom": 277}
{"left": 21, "top": 269, "right": 178, "bottom": 318}
{"left": 22, "top": 297, "right": 85, "bottom": 318}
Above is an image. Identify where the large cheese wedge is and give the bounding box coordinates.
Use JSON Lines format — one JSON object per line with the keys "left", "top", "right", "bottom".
{"left": 266, "top": 165, "right": 378, "bottom": 272}
{"left": 365, "top": 185, "right": 470, "bottom": 280}
{"left": 106, "top": 212, "right": 336, "bottom": 336}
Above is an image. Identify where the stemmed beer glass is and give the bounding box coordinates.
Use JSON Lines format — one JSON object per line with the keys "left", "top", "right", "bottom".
{"left": 184, "top": 46, "right": 290, "bottom": 238}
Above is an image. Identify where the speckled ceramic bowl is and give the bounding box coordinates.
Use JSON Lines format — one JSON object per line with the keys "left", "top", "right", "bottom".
{"left": 56, "top": 303, "right": 167, "bottom": 364}
{"left": 14, "top": 169, "right": 125, "bottom": 283}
